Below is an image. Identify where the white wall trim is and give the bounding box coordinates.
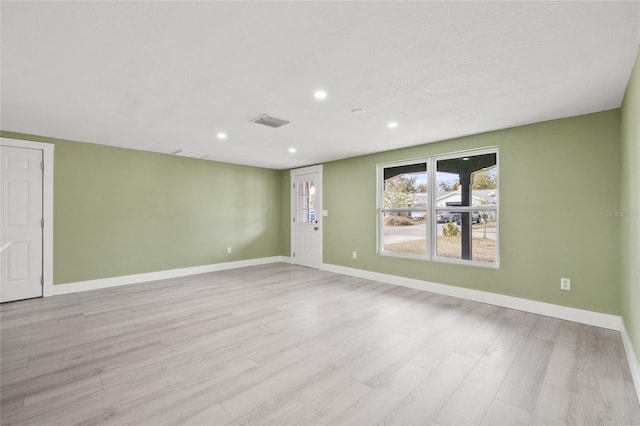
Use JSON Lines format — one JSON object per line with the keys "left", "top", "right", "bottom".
{"left": 53, "top": 256, "right": 288, "bottom": 295}
{"left": 290, "top": 164, "right": 324, "bottom": 176}
{"left": 0, "top": 137, "right": 54, "bottom": 298}
{"left": 621, "top": 320, "right": 640, "bottom": 404}
{"left": 320, "top": 263, "right": 622, "bottom": 330}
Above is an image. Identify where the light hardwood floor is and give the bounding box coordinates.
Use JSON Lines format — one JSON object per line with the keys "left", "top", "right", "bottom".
{"left": 1, "top": 263, "right": 639, "bottom": 425}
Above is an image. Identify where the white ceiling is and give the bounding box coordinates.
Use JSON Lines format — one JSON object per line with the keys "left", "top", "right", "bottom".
{"left": 2, "top": 1, "right": 639, "bottom": 170}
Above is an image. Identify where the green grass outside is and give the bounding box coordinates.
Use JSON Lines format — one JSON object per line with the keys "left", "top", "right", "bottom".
{"left": 384, "top": 236, "right": 496, "bottom": 263}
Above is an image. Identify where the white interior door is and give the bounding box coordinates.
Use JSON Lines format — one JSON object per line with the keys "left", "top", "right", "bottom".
{"left": 1, "top": 146, "right": 44, "bottom": 302}
{"left": 291, "top": 166, "right": 322, "bottom": 269}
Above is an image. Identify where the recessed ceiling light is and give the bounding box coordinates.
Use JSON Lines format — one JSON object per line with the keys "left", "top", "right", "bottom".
{"left": 387, "top": 121, "right": 399, "bottom": 129}
{"left": 288, "top": 147, "right": 297, "bottom": 153}
{"left": 462, "top": 157, "right": 470, "bottom": 161}
{"left": 216, "top": 132, "right": 227, "bottom": 140}
{"left": 351, "top": 108, "right": 366, "bottom": 115}
{"left": 313, "top": 90, "right": 328, "bottom": 101}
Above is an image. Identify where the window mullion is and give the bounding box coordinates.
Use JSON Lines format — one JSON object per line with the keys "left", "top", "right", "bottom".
{"left": 428, "top": 156, "right": 436, "bottom": 260}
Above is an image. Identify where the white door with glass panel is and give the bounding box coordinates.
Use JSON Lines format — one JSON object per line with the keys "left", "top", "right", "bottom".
{"left": 1, "top": 146, "right": 44, "bottom": 302}
{"left": 291, "top": 167, "right": 322, "bottom": 269}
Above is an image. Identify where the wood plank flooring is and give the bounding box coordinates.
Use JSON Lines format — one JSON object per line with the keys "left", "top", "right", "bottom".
{"left": 1, "top": 263, "right": 639, "bottom": 425}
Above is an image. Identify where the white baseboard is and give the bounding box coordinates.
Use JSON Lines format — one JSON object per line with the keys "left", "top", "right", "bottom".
{"left": 53, "top": 256, "right": 289, "bottom": 295}
{"left": 319, "top": 263, "right": 622, "bottom": 331}
{"left": 620, "top": 321, "right": 640, "bottom": 404}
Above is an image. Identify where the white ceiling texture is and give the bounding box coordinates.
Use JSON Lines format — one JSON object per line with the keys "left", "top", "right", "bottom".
{"left": 1, "top": 1, "right": 639, "bottom": 170}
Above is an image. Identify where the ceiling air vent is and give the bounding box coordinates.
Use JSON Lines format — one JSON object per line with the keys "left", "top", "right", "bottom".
{"left": 251, "top": 114, "right": 290, "bottom": 128}
{"left": 172, "top": 149, "right": 209, "bottom": 159}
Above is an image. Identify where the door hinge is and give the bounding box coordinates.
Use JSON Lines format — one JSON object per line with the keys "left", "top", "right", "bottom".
{"left": 292, "top": 217, "right": 296, "bottom": 223}
{"left": 292, "top": 252, "right": 295, "bottom": 258}
{"left": 41, "top": 162, "right": 44, "bottom": 171}
{"left": 41, "top": 276, "right": 44, "bottom": 286}
{"left": 41, "top": 218, "right": 44, "bottom": 228}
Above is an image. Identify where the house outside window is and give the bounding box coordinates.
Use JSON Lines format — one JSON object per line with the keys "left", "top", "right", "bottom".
{"left": 378, "top": 147, "right": 499, "bottom": 267}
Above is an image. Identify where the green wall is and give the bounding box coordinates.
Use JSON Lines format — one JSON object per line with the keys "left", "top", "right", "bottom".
{"left": 280, "top": 170, "right": 292, "bottom": 256}
{"left": 0, "top": 98, "right": 629, "bottom": 320}
{"left": 323, "top": 110, "right": 622, "bottom": 315}
{"left": 621, "top": 46, "right": 640, "bottom": 364}
{"left": 0, "top": 132, "right": 284, "bottom": 284}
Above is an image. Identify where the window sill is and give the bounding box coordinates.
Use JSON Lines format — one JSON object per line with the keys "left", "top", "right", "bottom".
{"left": 379, "top": 250, "right": 499, "bottom": 269}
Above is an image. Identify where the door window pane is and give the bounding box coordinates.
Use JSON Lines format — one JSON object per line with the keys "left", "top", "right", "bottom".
{"left": 296, "top": 181, "right": 315, "bottom": 223}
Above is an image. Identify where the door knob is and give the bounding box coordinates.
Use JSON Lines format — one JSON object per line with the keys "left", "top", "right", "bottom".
{"left": 314, "top": 226, "right": 318, "bottom": 231}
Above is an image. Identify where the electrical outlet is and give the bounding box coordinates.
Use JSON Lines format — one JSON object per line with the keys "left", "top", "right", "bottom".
{"left": 352, "top": 251, "right": 358, "bottom": 259}
{"left": 227, "top": 247, "right": 232, "bottom": 254}
{"left": 560, "top": 278, "right": 571, "bottom": 291}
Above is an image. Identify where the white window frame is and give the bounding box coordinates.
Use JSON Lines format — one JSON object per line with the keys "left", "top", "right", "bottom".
{"left": 377, "top": 147, "right": 499, "bottom": 268}
{"left": 377, "top": 158, "right": 429, "bottom": 261}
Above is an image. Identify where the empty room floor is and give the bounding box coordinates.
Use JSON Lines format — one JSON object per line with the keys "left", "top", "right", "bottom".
{"left": 1, "top": 263, "right": 639, "bottom": 425}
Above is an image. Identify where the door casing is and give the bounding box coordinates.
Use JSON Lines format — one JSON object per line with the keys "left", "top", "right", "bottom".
{"left": 290, "top": 164, "right": 323, "bottom": 269}
{"left": 0, "top": 137, "right": 54, "bottom": 298}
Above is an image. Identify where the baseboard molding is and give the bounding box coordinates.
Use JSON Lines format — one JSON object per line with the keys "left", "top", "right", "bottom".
{"left": 53, "top": 256, "right": 288, "bottom": 295}
{"left": 620, "top": 321, "right": 640, "bottom": 404}
{"left": 319, "top": 263, "right": 622, "bottom": 331}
